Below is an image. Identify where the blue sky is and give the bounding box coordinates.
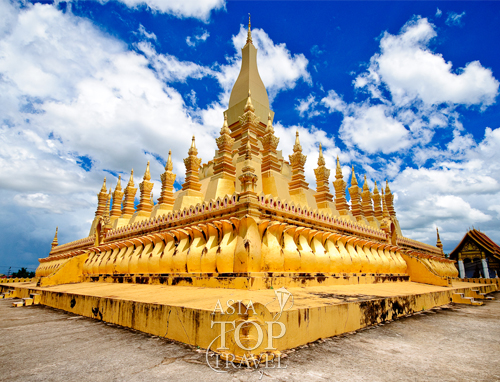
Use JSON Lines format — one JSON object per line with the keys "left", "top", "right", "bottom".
{"left": 1, "top": 0, "right": 499, "bottom": 273}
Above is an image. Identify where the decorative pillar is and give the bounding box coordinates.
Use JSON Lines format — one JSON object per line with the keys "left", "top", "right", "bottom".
{"left": 238, "top": 140, "right": 258, "bottom": 197}
{"left": 135, "top": 161, "right": 154, "bottom": 216}
{"left": 261, "top": 112, "right": 288, "bottom": 199}
{"left": 205, "top": 113, "right": 236, "bottom": 201}
{"left": 237, "top": 91, "right": 261, "bottom": 158}
{"left": 110, "top": 175, "right": 124, "bottom": 220}
{"left": 95, "top": 177, "right": 108, "bottom": 217}
{"left": 157, "top": 150, "right": 176, "bottom": 211}
{"left": 372, "top": 181, "right": 383, "bottom": 221}
{"left": 380, "top": 189, "right": 393, "bottom": 244}
{"left": 90, "top": 177, "right": 111, "bottom": 236}
{"left": 361, "top": 175, "right": 375, "bottom": 222}
{"left": 382, "top": 189, "right": 390, "bottom": 219}
{"left": 314, "top": 143, "right": 333, "bottom": 209}
{"left": 182, "top": 137, "right": 202, "bottom": 193}
{"left": 214, "top": 113, "right": 236, "bottom": 178}
{"left": 333, "top": 156, "right": 349, "bottom": 215}
{"left": 261, "top": 113, "right": 280, "bottom": 173}
{"left": 173, "top": 136, "right": 203, "bottom": 210}
{"left": 458, "top": 256, "right": 465, "bottom": 279}
{"left": 288, "top": 131, "right": 309, "bottom": 206}
{"left": 481, "top": 256, "right": 490, "bottom": 279}
{"left": 121, "top": 169, "right": 137, "bottom": 218}
{"left": 385, "top": 181, "right": 396, "bottom": 218}
{"left": 348, "top": 166, "right": 364, "bottom": 221}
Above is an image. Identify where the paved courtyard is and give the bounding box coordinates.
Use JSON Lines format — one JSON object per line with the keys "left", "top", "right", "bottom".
{"left": 1, "top": 292, "right": 499, "bottom": 382}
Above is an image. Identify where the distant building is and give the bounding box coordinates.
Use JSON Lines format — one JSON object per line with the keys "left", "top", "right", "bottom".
{"left": 449, "top": 229, "right": 500, "bottom": 279}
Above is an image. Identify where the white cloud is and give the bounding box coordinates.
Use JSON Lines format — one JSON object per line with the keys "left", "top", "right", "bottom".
{"left": 435, "top": 8, "right": 442, "bottom": 18}
{"left": 339, "top": 104, "right": 411, "bottom": 154}
{"left": 356, "top": 17, "right": 499, "bottom": 108}
{"left": 0, "top": 2, "right": 219, "bottom": 212}
{"left": 113, "top": 0, "right": 225, "bottom": 21}
{"left": 321, "top": 90, "right": 346, "bottom": 113}
{"left": 295, "top": 94, "right": 322, "bottom": 118}
{"left": 446, "top": 11, "right": 465, "bottom": 26}
{"left": 137, "top": 41, "right": 212, "bottom": 82}
{"left": 391, "top": 126, "right": 500, "bottom": 248}
{"left": 319, "top": 16, "right": 499, "bottom": 157}
{"left": 137, "top": 24, "right": 157, "bottom": 41}
{"left": 186, "top": 30, "right": 209, "bottom": 47}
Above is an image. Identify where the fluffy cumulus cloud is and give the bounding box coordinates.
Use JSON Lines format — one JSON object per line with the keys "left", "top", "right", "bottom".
{"left": 113, "top": 0, "right": 225, "bottom": 21}
{"left": 391, "top": 126, "right": 500, "bottom": 247}
{"left": 356, "top": 17, "right": 498, "bottom": 108}
{"left": 319, "top": 17, "right": 499, "bottom": 157}
{"left": 0, "top": 1, "right": 221, "bottom": 267}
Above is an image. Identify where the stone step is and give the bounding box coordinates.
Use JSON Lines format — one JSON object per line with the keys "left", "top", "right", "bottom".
{"left": 2, "top": 290, "right": 15, "bottom": 298}
{"left": 30, "top": 293, "right": 41, "bottom": 305}
{"left": 468, "top": 290, "right": 495, "bottom": 300}
{"left": 22, "top": 298, "right": 34, "bottom": 306}
{"left": 452, "top": 293, "right": 483, "bottom": 306}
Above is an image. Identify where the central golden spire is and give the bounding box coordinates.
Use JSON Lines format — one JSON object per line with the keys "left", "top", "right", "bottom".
{"left": 226, "top": 16, "right": 272, "bottom": 127}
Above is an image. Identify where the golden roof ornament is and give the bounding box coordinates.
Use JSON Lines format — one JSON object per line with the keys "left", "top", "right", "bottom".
{"left": 245, "top": 139, "right": 253, "bottom": 161}
{"left": 220, "top": 112, "right": 231, "bottom": 135}
{"left": 166, "top": 150, "right": 173, "bottom": 172}
{"left": 104, "top": 188, "right": 112, "bottom": 216}
{"left": 317, "top": 143, "right": 325, "bottom": 166}
{"left": 335, "top": 156, "right": 342, "bottom": 178}
{"left": 244, "top": 89, "right": 255, "bottom": 113}
{"left": 143, "top": 161, "right": 151, "bottom": 181}
{"left": 363, "top": 174, "right": 369, "bottom": 191}
{"left": 115, "top": 175, "right": 122, "bottom": 192}
{"left": 127, "top": 169, "right": 134, "bottom": 187}
{"left": 351, "top": 166, "right": 358, "bottom": 186}
{"left": 266, "top": 112, "right": 274, "bottom": 133}
{"left": 188, "top": 136, "right": 198, "bottom": 156}
{"left": 436, "top": 227, "right": 444, "bottom": 252}
{"left": 373, "top": 180, "right": 379, "bottom": 193}
{"left": 100, "top": 177, "right": 107, "bottom": 193}
{"left": 293, "top": 130, "right": 303, "bottom": 153}
{"left": 51, "top": 227, "right": 58, "bottom": 248}
{"left": 158, "top": 149, "right": 176, "bottom": 207}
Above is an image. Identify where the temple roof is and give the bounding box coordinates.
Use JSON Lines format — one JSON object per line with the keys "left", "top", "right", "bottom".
{"left": 226, "top": 17, "right": 273, "bottom": 126}
{"left": 449, "top": 229, "right": 500, "bottom": 260}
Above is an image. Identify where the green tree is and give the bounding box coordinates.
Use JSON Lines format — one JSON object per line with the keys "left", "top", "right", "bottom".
{"left": 11, "top": 268, "right": 35, "bottom": 278}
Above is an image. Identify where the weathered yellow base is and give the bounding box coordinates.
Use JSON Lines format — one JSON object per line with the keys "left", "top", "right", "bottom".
{"left": 84, "top": 272, "right": 410, "bottom": 290}
{"left": 1, "top": 280, "right": 496, "bottom": 360}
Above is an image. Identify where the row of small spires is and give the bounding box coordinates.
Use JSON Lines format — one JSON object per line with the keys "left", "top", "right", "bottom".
{"left": 88, "top": 87, "right": 401, "bottom": 227}
{"left": 90, "top": 139, "right": 396, "bottom": 215}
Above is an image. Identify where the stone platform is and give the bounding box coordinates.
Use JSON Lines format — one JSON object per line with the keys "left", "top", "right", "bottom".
{"left": 1, "top": 280, "right": 496, "bottom": 359}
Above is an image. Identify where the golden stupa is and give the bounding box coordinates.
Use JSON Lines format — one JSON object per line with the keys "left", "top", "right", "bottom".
{"left": 23, "top": 18, "right": 496, "bottom": 364}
